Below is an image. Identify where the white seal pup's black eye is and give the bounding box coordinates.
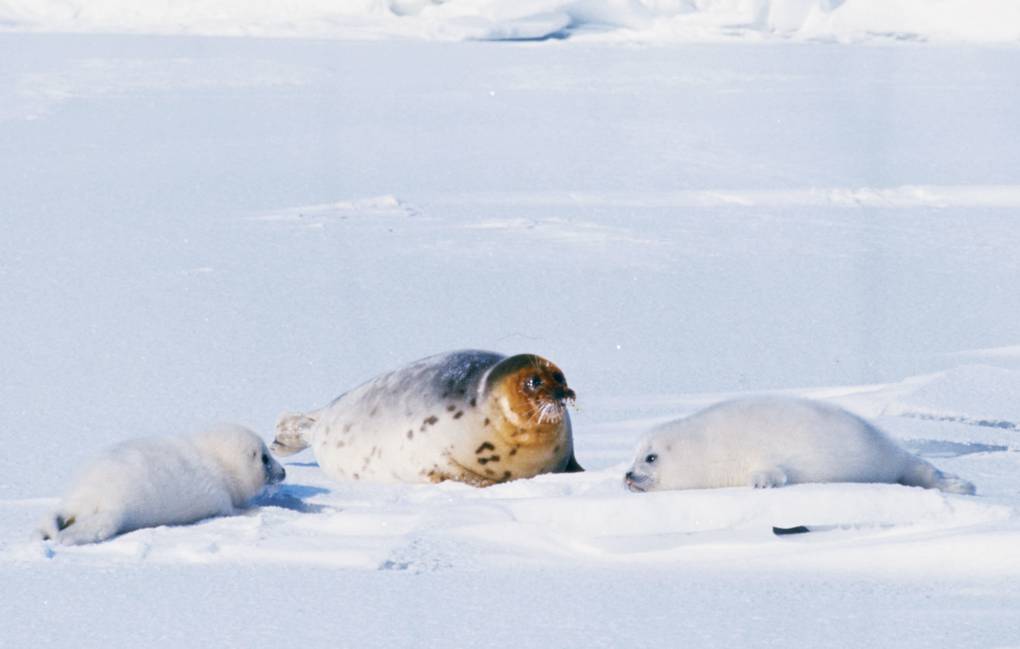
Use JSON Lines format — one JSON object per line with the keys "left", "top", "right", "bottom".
{"left": 644, "top": 453, "right": 658, "bottom": 465}
{"left": 261, "top": 453, "right": 269, "bottom": 465}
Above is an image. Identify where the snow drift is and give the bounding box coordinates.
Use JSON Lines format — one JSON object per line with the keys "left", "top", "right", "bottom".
{"left": 1, "top": 0, "right": 1019, "bottom": 43}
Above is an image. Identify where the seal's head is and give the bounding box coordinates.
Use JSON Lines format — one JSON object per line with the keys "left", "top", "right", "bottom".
{"left": 194, "top": 425, "right": 287, "bottom": 506}
{"left": 624, "top": 439, "right": 665, "bottom": 492}
{"left": 482, "top": 354, "right": 575, "bottom": 447}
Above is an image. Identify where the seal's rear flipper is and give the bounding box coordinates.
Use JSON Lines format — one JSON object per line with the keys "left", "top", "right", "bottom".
{"left": 271, "top": 412, "right": 316, "bottom": 457}
{"left": 933, "top": 474, "right": 977, "bottom": 495}
{"left": 36, "top": 512, "right": 74, "bottom": 542}
{"left": 562, "top": 454, "right": 584, "bottom": 473}
{"left": 39, "top": 510, "right": 120, "bottom": 545}
{"left": 899, "top": 459, "right": 976, "bottom": 495}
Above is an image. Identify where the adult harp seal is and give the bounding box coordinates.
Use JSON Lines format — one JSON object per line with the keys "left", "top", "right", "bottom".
{"left": 272, "top": 350, "right": 581, "bottom": 486}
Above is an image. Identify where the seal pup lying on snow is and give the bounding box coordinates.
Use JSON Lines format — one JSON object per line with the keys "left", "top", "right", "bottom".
{"left": 624, "top": 396, "right": 975, "bottom": 494}
{"left": 272, "top": 350, "right": 581, "bottom": 486}
{"left": 39, "top": 425, "right": 286, "bottom": 545}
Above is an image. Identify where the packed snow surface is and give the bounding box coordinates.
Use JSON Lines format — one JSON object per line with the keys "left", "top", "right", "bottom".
{"left": 2, "top": 0, "right": 1020, "bottom": 42}
{"left": 2, "top": 33, "right": 1020, "bottom": 649}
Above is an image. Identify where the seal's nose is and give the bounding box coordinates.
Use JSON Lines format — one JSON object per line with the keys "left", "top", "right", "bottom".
{"left": 554, "top": 387, "right": 576, "bottom": 401}
{"left": 624, "top": 471, "right": 647, "bottom": 492}
{"left": 268, "top": 466, "right": 286, "bottom": 484}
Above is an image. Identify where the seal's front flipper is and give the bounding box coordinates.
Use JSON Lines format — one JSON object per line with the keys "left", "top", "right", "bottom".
{"left": 750, "top": 467, "right": 788, "bottom": 489}
{"left": 271, "top": 412, "right": 317, "bottom": 457}
{"left": 562, "top": 454, "right": 584, "bottom": 473}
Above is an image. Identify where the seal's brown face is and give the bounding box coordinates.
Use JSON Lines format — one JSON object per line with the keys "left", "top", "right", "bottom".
{"left": 485, "top": 355, "right": 575, "bottom": 448}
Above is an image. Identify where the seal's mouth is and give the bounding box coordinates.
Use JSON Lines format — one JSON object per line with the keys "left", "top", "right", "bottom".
{"left": 532, "top": 372, "right": 575, "bottom": 415}
{"left": 551, "top": 386, "right": 576, "bottom": 404}
{"left": 533, "top": 389, "right": 576, "bottom": 424}
{"left": 544, "top": 385, "right": 575, "bottom": 405}
{"left": 624, "top": 470, "right": 651, "bottom": 492}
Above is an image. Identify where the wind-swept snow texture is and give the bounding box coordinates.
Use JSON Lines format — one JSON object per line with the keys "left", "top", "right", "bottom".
{"left": 2, "top": 0, "right": 1020, "bottom": 43}
{"left": 2, "top": 34, "right": 1020, "bottom": 649}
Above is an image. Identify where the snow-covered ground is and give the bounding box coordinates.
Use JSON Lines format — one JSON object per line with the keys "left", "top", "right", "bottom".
{"left": 2, "top": 31, "right": 1020, "bottom": 649}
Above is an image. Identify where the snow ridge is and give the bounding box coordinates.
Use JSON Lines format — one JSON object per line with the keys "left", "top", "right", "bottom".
{"left": 2, "top": 0, "right": 1019, "bottom": 43}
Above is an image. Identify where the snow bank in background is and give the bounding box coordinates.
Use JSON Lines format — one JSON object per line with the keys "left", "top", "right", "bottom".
{"left": 436, "top": 186, "right": 1020, "bottom": 209}
{"left": 881, "top": 366, "right": 1020, "bottom": 428}
{"left": 804, "top": 365, "right": 1020, "bottom": 439}
{"left": 2, "top": 0, "right": 1019, "bottom": 43}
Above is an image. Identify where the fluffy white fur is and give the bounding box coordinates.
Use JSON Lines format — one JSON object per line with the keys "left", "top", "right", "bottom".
{"left": 625, "top": 397, "right": 975, "bottom": 494}
{"left": 39, "top": 424, "right": 286, "bottom": 545}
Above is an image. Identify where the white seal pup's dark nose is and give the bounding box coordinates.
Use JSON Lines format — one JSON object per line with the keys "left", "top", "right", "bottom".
{"left": 267, "top": 464, "right": 286, "bottom": 484}
{"left": 624, "top": 471, "right": 648, "bottom": 492}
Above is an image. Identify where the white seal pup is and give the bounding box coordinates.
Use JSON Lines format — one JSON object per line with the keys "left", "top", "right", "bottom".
{"left": 271, "top": 350, "right": 581, "bottom": 486}
{"left": 39, "top": 425, "right": 286, "bottom": 545}
{"left": 624, "top": 396, "right": 975, "bottom": 494}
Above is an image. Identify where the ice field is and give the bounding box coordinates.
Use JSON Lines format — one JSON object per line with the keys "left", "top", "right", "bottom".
{"left": 1, "top": 16, "right": 1020, "bottom": 649}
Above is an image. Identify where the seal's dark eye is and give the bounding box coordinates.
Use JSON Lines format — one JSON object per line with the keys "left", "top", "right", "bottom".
{"left": 644, "top": 453, "right": 658, "bottom": 465}
{"left": 526, "top": 375, "right": 542, "bottom": 390}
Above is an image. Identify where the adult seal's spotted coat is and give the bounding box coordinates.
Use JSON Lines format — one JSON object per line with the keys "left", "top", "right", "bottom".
{"left": 271, "top": 350, "right": 582, "bottom": 486}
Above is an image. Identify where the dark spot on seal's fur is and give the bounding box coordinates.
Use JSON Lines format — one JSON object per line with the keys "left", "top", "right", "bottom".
{"left": 423, "top": 415, "right": 438, "bottom": 426}
{"left": 353, "top": 473, "right": 360, "bottom": 480}
{"left": 478, "top": 455, "right": 500, "bottom": 465}
{"left": 475, "top": 441, "right": 495, "bottom": 454}
{"left": 343, "top": 423, "right": 352, "bottom": 433}
{"left": 509, "top": 447, "right": 517, "bottom": 456}
{"left": 503, "top": 471, "right": 512, "bottom": 480}
{"left": 483, "top": 418, "right": 490, "bottom": 426}
{"left": 446, "top": 404, "right": 456, "bottom": 412}
{"left": 469, "top": 397, "right": 477, "bottom": 407}
{"left": 554, "top": 445, "right": 560, "bottom": 453}
{"left": 453, "top": 410, "right": 464, "bottom": 419}
{"left": 407, "top": 430, "right": 414, "bottom": 440}
{"left": 485, "top": 468, "right": 495, "bottom": 476}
